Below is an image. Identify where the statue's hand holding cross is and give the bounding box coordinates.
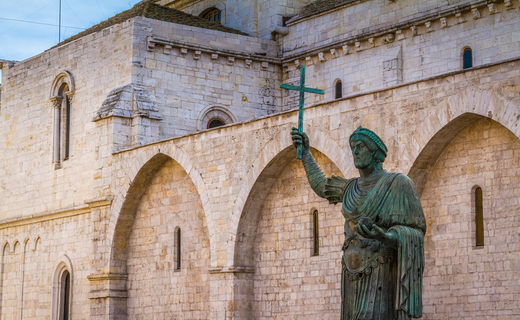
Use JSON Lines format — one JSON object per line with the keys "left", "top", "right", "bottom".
{"left": 280, "top": 65, "right": 324, "bottom": 159}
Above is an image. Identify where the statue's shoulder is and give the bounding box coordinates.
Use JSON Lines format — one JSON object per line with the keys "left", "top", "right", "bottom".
{"left": 384, "top": 171, "right": 413, "bottom": 184}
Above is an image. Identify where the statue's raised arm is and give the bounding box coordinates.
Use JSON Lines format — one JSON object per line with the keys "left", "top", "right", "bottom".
{"left": 290, "top": 126, "right": 426, "bottom": 320}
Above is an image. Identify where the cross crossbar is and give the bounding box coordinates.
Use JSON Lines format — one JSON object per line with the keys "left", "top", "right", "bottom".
{"left": 279, "top": 65, "right": 324, "bottom": 159}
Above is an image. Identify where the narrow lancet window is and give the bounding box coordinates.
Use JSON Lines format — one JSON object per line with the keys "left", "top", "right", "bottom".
{"left": 463, "top": 48, "right": 473, "bottom": 69}
{"left": 59, "top": 270, "right": 71, "bottom": 320}
{"left": 175, "top": 228, "right": 182, "bottom": 269}
{"left": 335, "top": 80, "right": 343, "bottom": 99}
{"left": 475, "top": 187, "right": 484, "bottom": 246}
{"left": 313, "top": 210, "right": 319, "bottom": 256}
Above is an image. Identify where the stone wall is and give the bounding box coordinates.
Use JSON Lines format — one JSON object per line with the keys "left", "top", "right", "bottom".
{"left": 280, "top": 0, "right": 520, "bottom": 106}
{"left": 159, "top": 0, "right": 314, "bottom": 38}
{"left": 0, "top": 19, "right": 135, "bottom": 220}
{"left": 126, "top": 159, "right": 211, "bottom": 319}
{"left": 421, "top": 118, "right": 520, "bottom": 319}
{"left": 132, "top": 17, "right": 283, "bottom": 138}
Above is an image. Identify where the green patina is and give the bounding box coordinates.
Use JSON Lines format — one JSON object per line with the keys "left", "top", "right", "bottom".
{"left": 280, "top": 65, "right": 324, "bottom": 159}
{"left": 290, "top": 126, "right": 426, "bottom": 319}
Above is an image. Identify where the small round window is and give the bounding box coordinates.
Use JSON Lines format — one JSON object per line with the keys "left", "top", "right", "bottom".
{"left": 208, "top": 118, "right": 225, "bottom": 129}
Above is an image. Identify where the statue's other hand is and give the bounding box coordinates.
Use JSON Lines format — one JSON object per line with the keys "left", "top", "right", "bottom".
{"left": 355, "top": 224, "right": 398, "bottom": 248}
{"left": 290, "top": 127, "right": 310, "bottom": 151}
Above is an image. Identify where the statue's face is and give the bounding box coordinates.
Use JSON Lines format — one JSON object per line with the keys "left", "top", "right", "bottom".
{"left": 350, "top": 139, "right": 374, "bottom": 169}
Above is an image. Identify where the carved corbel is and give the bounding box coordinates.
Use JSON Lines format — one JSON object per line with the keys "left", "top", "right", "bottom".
{"left": 342, "top": 45, "right": 350, "bottom": 55}
{"left": 425, "top": 21, "right": 434, "bottom": 32}
{"left": 368, "top": 38, "right": 375, "bottom": 48}
{"left": 396, "top": 30, "right": 405, "bottom": 41}
{"left": 246, "top": 59, "right": 253, "bottom": 68}
{"left": 261, "top": 62, "right": 269, "bottom": 70}
{"left": 355, "top": 42, "right": 362, "bottom": 51}
{"left": 294, "top": 60, "right": 300, "bottom": 69}
{"left": 504, "top": 0, "right": 512, "bottom": 8}
{"left": 194, "top": 51, "right": 201, "bottom": 60}
{"left": 440, "top": 17, "right": 447, "bottom": 28}
{"left": 146, "top": 38, "right": 155, "bottom": 51}
{"left": 164, "top": 45, "right": 172, "bottom": 55}
{"left": 487, "top": 3, "right": 497, "bottom": 14}
{"left": 318, "top": 52, "right": 326, "bottom": 62}
{"left": 382, "top": 33, "right": 395, "bottom": 44}
{"left": 211, "top": 54, "right": 219, "bottom": 60}
{"left": 228, "top": 56, "right": 235, "bottom": 65}
{"left": 330, "top": 49, "right": 336, "bottom": 58}
{"left": 471, "top": 8, "right": 480, "bottom": 20}
{"left": 180, "top": 48, "right": 188, "bottom": 57}
{"left": 411, "top": 26, "right": 418, "bottom": 36}
{"left": 456, "top": 12, "right": 465, "bottom": 23}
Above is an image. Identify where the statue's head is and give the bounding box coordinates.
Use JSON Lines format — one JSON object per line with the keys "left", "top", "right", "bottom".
{"left": 349, "top": 127, "right": 387, "bottom": 170}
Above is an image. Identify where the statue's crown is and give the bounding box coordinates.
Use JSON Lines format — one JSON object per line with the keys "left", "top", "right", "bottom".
{"left": 349, "top": 126, "right": 388, "bottom": 156}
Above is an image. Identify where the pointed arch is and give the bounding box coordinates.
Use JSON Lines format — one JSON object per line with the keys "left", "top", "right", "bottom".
{"left": 406, "top": 87, "right": 520, "bottom": 196}
{"left": 108, "top": 144, "right": 214, "bottom": 272}
{"left": 228, "top": 125, "right": 352, "bottom": 267}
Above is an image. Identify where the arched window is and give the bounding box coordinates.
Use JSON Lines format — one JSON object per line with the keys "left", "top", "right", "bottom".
{"left": 197, "top": 106, "right": 237, "bottom": 131}
{"left": 59, "top": 270, "right": 71, "bottom": 320}
{"left": 201, "top": 8, "right": 222, "bottom": 24}
{"left": 335, "top": 80, "right": 343, "bottom": 99}
{"left": 313, "top": 210, "right": 319, "bottom": 256}
{"left": 175, "top": 227, "right": 181, "bottom": 270}
{"left": 50, "top": 71, "right": 74, "bottom": 169}
{"left": 463, "top": 48, "right": 473, "bottom": 69}
{"left": 208, "top": 118, "right": 225, "bottom": 129}
{"left": 52, "top": 256, "right": 72, "bottom": 320}
{"left": 475, "top": 187, "right": 484, "bottom": 246}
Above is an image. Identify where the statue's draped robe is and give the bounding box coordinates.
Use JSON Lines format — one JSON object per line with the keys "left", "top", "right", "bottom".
{"left": 319, "top": 170, "right": 426, "bottom": 320}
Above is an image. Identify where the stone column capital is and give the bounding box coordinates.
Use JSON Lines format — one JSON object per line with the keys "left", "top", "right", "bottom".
{"left": 50, "top": 96, "right": 63, "bottom": 108}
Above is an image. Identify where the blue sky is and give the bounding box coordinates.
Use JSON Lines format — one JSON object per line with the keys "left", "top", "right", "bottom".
{"left": 0, "top": 0, "right": 143, "bottom": 62}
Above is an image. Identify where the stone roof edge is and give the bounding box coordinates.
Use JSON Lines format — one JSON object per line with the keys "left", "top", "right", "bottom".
{"left": 287, "top": 0, "right": 368, "bottom": 25}
{"left": 112, "top": 55, "right": 520, "bottom": 156}
{"left": 283, "top": 0, "right": 495, "bottom": 63}
{"left": 147, "top": 36, "right": 282, "bottom": 64}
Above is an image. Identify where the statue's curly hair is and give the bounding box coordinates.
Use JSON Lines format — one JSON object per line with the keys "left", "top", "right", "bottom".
{"left": 350, "top": 133, "right": 386, "bottom": 164}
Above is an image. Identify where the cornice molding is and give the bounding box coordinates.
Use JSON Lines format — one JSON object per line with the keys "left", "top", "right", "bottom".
{"left": 208, "top": 266, "right": 255, "bottom": 274}
{"left": 0, "top": 204, "right": 90, "bottom": 230}
{"left": 283, "top": 0, "right": 504, "bottom": 64}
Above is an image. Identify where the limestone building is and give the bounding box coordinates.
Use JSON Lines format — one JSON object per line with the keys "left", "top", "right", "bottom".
{"left": 0, "top": 0, "right": 519, "bottom": 318}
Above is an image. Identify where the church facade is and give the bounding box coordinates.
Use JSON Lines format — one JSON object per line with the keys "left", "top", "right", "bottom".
{"left": 0, "top": 0, "right": 519, "bottom": 319}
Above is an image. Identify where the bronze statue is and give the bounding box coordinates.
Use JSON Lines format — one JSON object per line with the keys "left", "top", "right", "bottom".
{"left": 291, "top": 126, "right": 426, "bottom": 320}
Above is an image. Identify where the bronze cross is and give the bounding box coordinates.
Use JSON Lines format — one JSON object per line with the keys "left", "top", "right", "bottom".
{"left": 280, "top": 65, "right": 325, "bottom": 159}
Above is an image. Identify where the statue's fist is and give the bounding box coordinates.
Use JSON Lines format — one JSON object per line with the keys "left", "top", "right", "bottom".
{"left": 291, "top": 127, "right": 310, "bottom": 151}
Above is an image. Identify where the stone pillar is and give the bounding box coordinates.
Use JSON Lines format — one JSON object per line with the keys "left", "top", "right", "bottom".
{"left": 85, "top": 197, "right": 128, "bottom": 320}
{"left": 209, "top": 267, "right": 255, "bottom": 320}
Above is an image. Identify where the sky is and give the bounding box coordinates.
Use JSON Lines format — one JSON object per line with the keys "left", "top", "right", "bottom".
{"left": 0, "top": 0, "right": 143, "bottom": 62}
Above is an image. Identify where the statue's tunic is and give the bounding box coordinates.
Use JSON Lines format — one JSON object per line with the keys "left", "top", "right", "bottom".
{"left": 323, "top": 170, "right": 426, "bottom": 320}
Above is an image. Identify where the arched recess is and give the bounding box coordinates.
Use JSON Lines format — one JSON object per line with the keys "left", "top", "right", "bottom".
{"left": 108, "top": 146, "right": 215, "bottom": 272}
{"left": 197, "top": 105, "right": 237, "bottom": 131}
{"left": 406, "top": 87, "right": 520, "bottom": 196}
{"left": 229, "top": 125, "right": 353, "bottom": 267}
